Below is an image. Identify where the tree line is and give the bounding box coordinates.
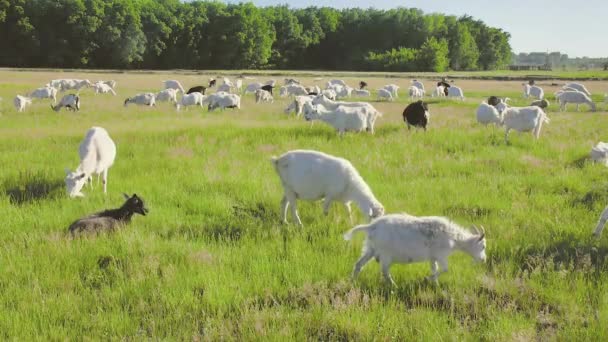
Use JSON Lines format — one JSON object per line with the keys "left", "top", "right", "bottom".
{"left": 0, "top": 0, "right": 512, "bottom": 71}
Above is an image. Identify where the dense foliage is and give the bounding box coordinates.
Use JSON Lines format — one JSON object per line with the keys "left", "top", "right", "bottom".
{"left": 0, "top": 1, "right": 512, "bottom": 71}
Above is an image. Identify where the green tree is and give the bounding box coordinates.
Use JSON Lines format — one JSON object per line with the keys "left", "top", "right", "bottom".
{"left": 448, "top": 22, "right": 479, "bottom": 70}
{"left": 416, "top": 37, "right": 449, "bottom": 72}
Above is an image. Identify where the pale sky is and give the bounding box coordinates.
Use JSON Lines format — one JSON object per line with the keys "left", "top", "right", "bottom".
{"left": 223, "top": 0, "right": 607, "bottom": 58}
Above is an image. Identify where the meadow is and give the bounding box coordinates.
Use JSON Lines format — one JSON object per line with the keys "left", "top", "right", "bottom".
{"left": 1, "top": 69, "right": 608, "bottom": 340}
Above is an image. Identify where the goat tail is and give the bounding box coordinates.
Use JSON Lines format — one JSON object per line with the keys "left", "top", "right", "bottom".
{"left": 343, "top": 224, "right": 371, "bottom": 241}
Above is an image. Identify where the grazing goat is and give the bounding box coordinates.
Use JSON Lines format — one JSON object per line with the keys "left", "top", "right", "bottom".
{"left": 476, "top": 102, "right": 503, "bottom": 126}
{"left": 403, "top": 100, "right": 429, "bottom": 130}
{"left": 590, "top": 142, "right": 608, "bottom": 166}
{"left": 408, "top": 86, "right": 423, "bottom": 100}
{"left": 68, "top": 194, "right": 148, "bottom": 236}
{"left": 503, "top": 106, "right": 550, "bottom": 143}
{"left": 14, "top": 95, "right": 32, "bottom": 112}
{"left": 311, "top": 95, "right": 381, "bottom": 133}
{"left": 447, "top": 86, "right": 465, "bottom": 100}
{"left": 92, "top": 82, "right": 116, "bottom": 96}
{"left": 556, "top": 91, "right": 596, "bottom": 112}
{"left": 383, "top": 84, "right": 400, "bottom": 98}
{"left": 124, "top": 93, "right": 155, "bottom": 107}
{"left": 100, "top": 80, "right": 116, "bottom": 89}
{"left": 155, "top": 89, "right": 178, "bottom": 104}
{"left": 29, "top": 86, "right": 58, "bottom": 104}
{"left": 523, "top": 84, "right": 544, "bottom": 99}
{"left": 163, "top": 80, "right": 185, "bottom": 94}
{"left": 359, "top": 81, "right": 368, "bottom": 89}
{"left": 245, "top": 82, "right": 263, "bottom": 94}
{"left": 255, "top": 89, "right": 273, "bottom": 103}
{"left": 304, "top": 103, "right": 369, "bottom": 135}
{"left": 377, "top": 88, "right": 393, "bottom": 101}
{"left": 52, "top": 94, "right": 80, "bottom": 111}
{"left": 321, "top": 89, "right": 337, "bottom": 100}
{"left": 65, "top": 127, "right": 116, "bottom": 197}
{"left": 344, "top": 214, "right": 486, "bottom": 285}
{"left": 176, "top": 92, "right": 205, "bottom": 111}
{"left": 206, "top": 92, "right": 241, "bottom": 111}
{"left": 187, "top": 86, "right": 207, "bottom": 95}
{"left": 563, "top": 82, "right": 591, "bottom": 96}
{"left": 432, "top": 86, "right": 445, "bottom": 97}
{"left": 284, "top": 95, "right": 314, "bottom": 117}
{"left": 208, "top": 78, "right": 217, "bottom": 88}
{"left": 271, "top": 149, "right": 384, "bottom": 226}
{"left": 280, "top": 84, "right": 308, "bottom": 97}
{"left": 327, "top": 79, "right": 347, "bottom": 87}
{"left": 261, "top": 84, "right": 274, "bottom": 95}
{"left": 411, "top": 80, "right": 425, "bottom": 93}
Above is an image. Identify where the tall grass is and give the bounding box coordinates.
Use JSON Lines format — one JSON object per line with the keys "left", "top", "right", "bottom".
{"left": 0, "top": 71, "right": 607, "bottom": 339}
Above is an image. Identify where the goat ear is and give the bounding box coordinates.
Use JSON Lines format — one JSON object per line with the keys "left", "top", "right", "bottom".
{"left": 471, "top": 225, "right": 480, "bottom": 235}
{"left": 123, "top": 193, "right": 130, "bottom": 200}
{"left": 478, "top": 233, "right": 485, "bottom": 241}
{"left": 77, "top": 173, "right": 86, "bottom": 180}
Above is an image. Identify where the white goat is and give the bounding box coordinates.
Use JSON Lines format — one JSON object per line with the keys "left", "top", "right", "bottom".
{"left": 124, "top": 93, "right": 156, "bottom": 107}
{"left": 176, "top": 92, "right": 205, "bottom": 111}
{"left": 383, "top": 84, "right": 399, "bottom": 98}
{"left": 321, "top": 89, "right": 337, "bottom": 101}
{"left": 311, "top": 95, "right": 382, "bottom": 134}
{"left": 377, "top": 88, "right": 393, "bottom": 101}
{"left": 271, "top": 149, "right": 384, "bottom": 226}
{"left": 14, "top": 95, "right": 32, "bottom": 112}
{"left": 432, "top": 86, "right": 445, "bottom": 97}
{"left": 476, "top": 102, "right": 503, "bottom": 126}
{"left": 255, "top": 89, "right": 274, "bottom": 103}
{"left": 52, "top": 94, "right": 80, "bottom": 111}
{"left": 447, "top": 86, "right": 465, "bottom": 100}
{"left": 29, "top": 86, "right": 58, "bottom": 104}
{"left": 65, "top": 126, "right": 116, "bottom": 198}
{"left": 326, "top": 79, "right": 347, "bottom": 87}
{"left": 100, "top": 80, "right": 117, "bottom": 89}
{"left": 206, "top": 92, "right": 240, "bottom": 111}
{"left": 60, "top": 79, "right": 92, "bottom": 92}
{"left": 556, "top": 91, "right": 596, "bottom": 112}
{"left": 523, "top": 84, "right": 544, "bottom": 99}
{"left": 564, "top": 82, "right": 591, "bottom": 96}
{"left": 234, "top": 79, "right": 243, "bottom": 93}
{"left": 304, "top": 103, "right": 369, "bottom": 135}
{"left": 92, "top": 82, "right": 116, "bottom": 96}
{"left": 245, "top": 82, "right": 263, "bottom": 94}
{"left": 411, "top": 80, "right": 425, "bottom": 93}
{"left": 590, "top": 142, "right": 608, "bottom": 166}
{"left": 344, "top": 214, "right": 486, "bottom": 285}
{"left": 217, "top": 84, "right": 232, "bottom": 93}
{"left": 163, "top": 80, "right": 185, "bottom": 94}
{"left": 279, "top": 84, "right": 308, "bottom": 97}
{"left": 503, "top": 106, "right": 550, "bottom": 143}
{"left": 155, "top": 88, "right": 178, "bottom": 103}
{"left": 408, "top": 86, "right": 423, "bottom": 100}
{"left": 284, "top": 95, "right": 314, "bottom": 117}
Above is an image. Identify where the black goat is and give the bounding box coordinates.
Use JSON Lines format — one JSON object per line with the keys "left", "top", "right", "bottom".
{"left": 68, "top": 193, "right": 148, "bottom": 236}
{"left": 359, "top": 81, "right": 368, "bottom": 90}
{"left": 402, "top": 100, "right": 429, "bottom": 131}
{"left": 187, "top": 86, "right": 206, "bottom": 95}
{"left": 261, "top": 84, "right": 274, "bottom": 95}
{"left": 208, "top": 79, "right": 217, "bottom": 88}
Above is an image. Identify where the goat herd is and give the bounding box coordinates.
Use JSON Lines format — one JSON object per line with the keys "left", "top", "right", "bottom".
{"left": 7, "top": 75, "right": 608, "bottom": 285}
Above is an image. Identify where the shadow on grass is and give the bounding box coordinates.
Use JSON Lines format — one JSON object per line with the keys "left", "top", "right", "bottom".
{"left": 567, "top": 154, "right": 590, "bottom": 169}
{"left": 571, "top": 183, "right": 608, "bottom": 210}
{"left": 3, "top": 171, "right": 63, "bottom": 205}
{"left": 490, "top": 233, "right": 608, "bottom": 279}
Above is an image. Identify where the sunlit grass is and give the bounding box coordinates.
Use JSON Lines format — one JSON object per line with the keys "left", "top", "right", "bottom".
{"left": 1, "top": 70, "right": 608, "bottom": 339}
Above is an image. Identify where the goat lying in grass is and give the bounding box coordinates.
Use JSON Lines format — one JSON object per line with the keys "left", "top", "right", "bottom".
{"left": 68, "top": 193, "right": 148, "bottom": 236}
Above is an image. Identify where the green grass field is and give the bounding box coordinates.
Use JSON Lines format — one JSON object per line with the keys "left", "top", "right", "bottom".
{"left": 1, "top": 70, "right": 608, "bottom": 340}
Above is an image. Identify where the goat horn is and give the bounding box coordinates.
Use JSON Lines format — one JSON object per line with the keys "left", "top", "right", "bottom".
{"left": 472, "top": 225, "right": 480, "bottom": 235}
{"left": 480, "top": 225, "right": 486, "bottom": 235}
